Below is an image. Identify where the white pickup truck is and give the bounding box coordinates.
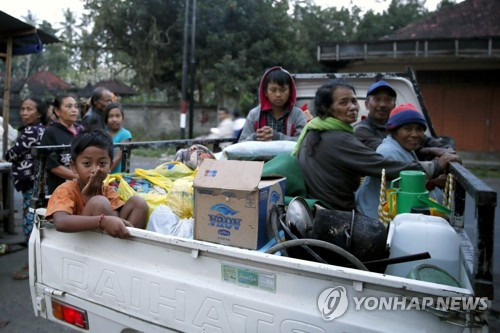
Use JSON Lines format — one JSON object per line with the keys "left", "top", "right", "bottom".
{"left": 28, "top": 70, "right": 496, "bottom": 332}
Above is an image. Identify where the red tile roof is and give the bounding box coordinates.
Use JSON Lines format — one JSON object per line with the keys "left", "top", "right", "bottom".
{"left": 385, "top": 0, "right": 500, "bottom": 40}
{"left": 27, "top": 70, "right": 72, "bottom": 95}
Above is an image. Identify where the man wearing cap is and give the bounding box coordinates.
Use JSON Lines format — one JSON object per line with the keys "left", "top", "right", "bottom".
{"left": 355, "top": 80, "right": 454, "bottom": 157}
{"left": 356, "top": 103, "right": 460, "bottom": 219}
{"left": 354, "top": 80, "right": 398, "bottom": 150}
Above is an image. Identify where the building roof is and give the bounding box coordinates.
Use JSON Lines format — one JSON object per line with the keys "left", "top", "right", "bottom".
{"left": 385, "top": 0, "right": 500, "bottom": 40}
{"left": 26, "top": 70, "right": 73, "bottom": 96}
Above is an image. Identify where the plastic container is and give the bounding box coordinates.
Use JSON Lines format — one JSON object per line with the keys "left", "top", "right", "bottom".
{"left": 389, "top": 170, "right": 451, "bottom": 216}
{"left": 385, "top": 213, "right": 460, "bottom": 281}
{"left": 407, "top": 264, "right": 461, "bottom": 288}
{"left": 389, "top": 171, "right": 429, "bottom": 215}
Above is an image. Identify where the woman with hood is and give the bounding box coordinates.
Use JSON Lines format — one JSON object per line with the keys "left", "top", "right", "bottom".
{"left": 239, "top": 66, "right": 307, "bottom": 142}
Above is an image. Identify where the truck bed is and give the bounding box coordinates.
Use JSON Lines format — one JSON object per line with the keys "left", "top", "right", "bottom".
{"left": 30, "top": 221, "right": 479, "bottom": 332}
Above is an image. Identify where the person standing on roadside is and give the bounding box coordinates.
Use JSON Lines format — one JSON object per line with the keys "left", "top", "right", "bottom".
{"left": 82, "top": 87, "right": 114, "bottom": 131}
{"left": 104, "top": 103, "right": 132, "bottom": 173}
{"left": 6, "top": 97, "right": 48, "bottom": 279}
{"left": 6, "top": 99, "right": 48, "bottom": 239}
{"left": 41, "top": 94, "right": 85, "bottom": 195}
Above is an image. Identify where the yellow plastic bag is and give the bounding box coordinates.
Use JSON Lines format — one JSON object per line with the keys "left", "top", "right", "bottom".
{"left": 153, "top": 161, "right": 194, "bottom": 181}
{"left": 104, "top": 173, "right": 168, "bottom": 218}
{"left": 165, "top": 174, "right": 195, "bottom": 219}
{"left": 134, "top": 168, "right": 173, "bottom": 194}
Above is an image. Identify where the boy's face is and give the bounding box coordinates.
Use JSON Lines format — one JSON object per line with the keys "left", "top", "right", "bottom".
{"left": 265, "top": 82, "right": 290, "bottom": 109}
{"left": 71, "top": 146, "right": 112, "bottom": 187}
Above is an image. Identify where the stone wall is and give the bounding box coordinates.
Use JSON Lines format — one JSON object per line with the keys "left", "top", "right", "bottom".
{"left": 8, "top": 100, "right": 219, "bottom": 140}
{"left": 120, "top": 103, "right": 218, "bottom": 139}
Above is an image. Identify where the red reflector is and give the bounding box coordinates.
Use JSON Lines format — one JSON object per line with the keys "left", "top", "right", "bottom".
{"left": 51, "top": 298, "right": 89, "bottom": 329}
{"left": 73, "top": 311, "right": 86, "bottom": 328}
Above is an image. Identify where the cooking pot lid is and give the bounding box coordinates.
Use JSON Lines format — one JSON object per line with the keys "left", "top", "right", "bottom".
{"left": 286, "top": 197, "right": 313, "bottom": 238}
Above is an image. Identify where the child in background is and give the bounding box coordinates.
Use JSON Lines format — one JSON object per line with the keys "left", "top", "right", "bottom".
{"left": 104, "top": 103, "right": 132, "bottom": 173}
{"left": 45, "top": 130, "right": 147, "bottom": 239}
{"left": 238, "top": 66, "right": 306, "bottom": 142}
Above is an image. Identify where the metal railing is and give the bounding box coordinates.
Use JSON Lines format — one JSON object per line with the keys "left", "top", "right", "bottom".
{"left": 450, "top": 162, "right": 496, "bottom": 298}
{"left": 29, "top": 137, "right": 235, "bottom": 210}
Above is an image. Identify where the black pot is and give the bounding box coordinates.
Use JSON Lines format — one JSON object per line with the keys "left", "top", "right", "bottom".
{"left": 311, "top": 209, "right": 388, "bottom": 270}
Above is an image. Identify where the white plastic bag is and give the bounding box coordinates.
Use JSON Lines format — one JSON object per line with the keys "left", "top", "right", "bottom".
{"left": 147, "top": 204, "right": 194, "bottom": 239}
{"left": 222, "top": 140, "right": 297, "bottom": 161}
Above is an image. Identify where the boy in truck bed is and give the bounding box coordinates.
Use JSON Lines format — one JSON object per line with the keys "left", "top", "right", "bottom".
{"left": 45, "top": 130, "right": 148, "bottom": 239}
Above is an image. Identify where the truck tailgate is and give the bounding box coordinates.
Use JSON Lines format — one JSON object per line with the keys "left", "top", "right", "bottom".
{"left": 30, "top": 225, "right": 476, "bottom": 332}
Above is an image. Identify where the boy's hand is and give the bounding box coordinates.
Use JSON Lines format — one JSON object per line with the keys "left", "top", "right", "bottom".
{"left": 256, "top": 126, "right": 273, "bottom": 141}
{"left": 82, "top": 166, "right": 107, "bottom": 198}
{"left": 101, "top": 215, "right": 132, "bottom": 239}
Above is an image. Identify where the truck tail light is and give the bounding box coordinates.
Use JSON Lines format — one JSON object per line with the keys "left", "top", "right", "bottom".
{"left": 51, "top": 299, "right": 89, "bottom": 329}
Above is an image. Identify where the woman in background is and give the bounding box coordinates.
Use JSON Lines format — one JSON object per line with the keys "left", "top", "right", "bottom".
{"left": 41, "top": 94, "right": 84, "bottom": 195}
{"left": 6, "top": 97, "right": 48, "bottom": 279}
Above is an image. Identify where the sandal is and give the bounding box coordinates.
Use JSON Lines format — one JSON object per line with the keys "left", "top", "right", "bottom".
{"left": 0, "top": 244, "right": 8, "bottom": 255}
{"left": 12, "top": 263, "right": 29, "bottom": 280}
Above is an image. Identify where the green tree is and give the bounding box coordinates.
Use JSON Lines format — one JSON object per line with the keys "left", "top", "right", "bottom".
{"left": 291, "top": 1, "right": 362, "bottom": 72}
{"left": 6, "top": 0, "right": 438, "bottom": 111}
{"left": 436, "top": 0, "right": 457, "bottom": 11}
{"left": 194, "top": 0, "right": 299, "bottom": 110}
{"left": 83, "top": 0, "right": 184, "bottom": 91}
{"left": 37, "top": 21, "right": 71, "bottom": 75}
{"left": 356, "top": 0, "right": 429, "bottom": 40}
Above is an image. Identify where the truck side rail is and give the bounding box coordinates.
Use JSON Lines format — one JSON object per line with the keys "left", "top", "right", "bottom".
{"left": 450, "top": 161, "right": 496, "bottom": 298}
{"left": 29, "top": 137, "right": 235, "bottom": 212}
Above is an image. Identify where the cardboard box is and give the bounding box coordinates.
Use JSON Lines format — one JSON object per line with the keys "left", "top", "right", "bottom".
{"left": 194, "top": 159, "right": 285, "bottom": 250}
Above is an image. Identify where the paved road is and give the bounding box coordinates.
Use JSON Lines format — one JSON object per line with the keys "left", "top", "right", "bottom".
{"left": 0, "top": 156, "right": 498, "bottom": 331}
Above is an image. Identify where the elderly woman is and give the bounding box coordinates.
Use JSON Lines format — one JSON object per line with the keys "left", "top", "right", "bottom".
{"left": 293, "top": 79, "right": 453, "bottom": 211}
{"left": 41, "top": 94, "right": 85, "bottom": 195}
{"left": 6, "top": 98, "right": 48, "bottom": 240}
{"left": 356, "top": 103, "right": 458, "bottom": 219}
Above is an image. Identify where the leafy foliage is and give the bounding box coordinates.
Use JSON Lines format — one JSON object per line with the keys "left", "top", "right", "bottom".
{"left": 3, "top": 0, "right": 434, "bottom": 111}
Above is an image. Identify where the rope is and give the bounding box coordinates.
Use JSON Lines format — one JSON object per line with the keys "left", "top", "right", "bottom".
{"left": 446, "top": 173, "right": 454, "bottom": 209}
{"left": 377, "top": 169, "right": 391, "bottom": 226}
{"left": 442, "top": 173, "right": 454, "bottom": 208}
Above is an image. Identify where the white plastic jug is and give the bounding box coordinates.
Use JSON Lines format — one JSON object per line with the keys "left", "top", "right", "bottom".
{"left": 385, "top": 213, "right": 460, "bottom": 280}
